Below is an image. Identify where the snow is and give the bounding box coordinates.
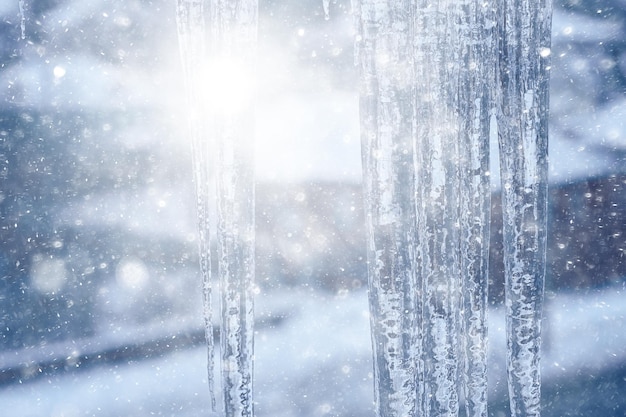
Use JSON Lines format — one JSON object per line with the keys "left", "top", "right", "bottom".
{"left": 573, "top": 98, "right": 626, "bottom": 151}
{"left": 59, "top": 187, "right": 199, "bottom": 240}
{"left": 1, "top": 285, "right": 625, "bottom": 416}
{"left": 552, "top": 9, "right": 623, "bottom": 43}
{"left": 1, "top": 1, "right": 626, "bottom": 416}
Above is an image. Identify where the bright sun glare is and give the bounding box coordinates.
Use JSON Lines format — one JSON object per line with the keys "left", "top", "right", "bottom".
{"left": 202, "top": 58, "right": 255, "bottom": 113}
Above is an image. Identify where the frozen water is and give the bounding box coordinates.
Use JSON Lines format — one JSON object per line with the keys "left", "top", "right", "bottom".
{"left": 0, "top": 0, "right": 622, "bottom": 414}
{"left": 355, "top": 0, "right": 420, "bottom": 415}
{"left": 412, "top": 2, "right": 471, "bottom": 415}
{"left": 457, "top": 2, "right": 494, "bottom": 416}
{"left": 356, "top": 1, "right": 495, "bottom": 416}
{"left": 357, "top": 0, "right": 550, "bottom": 415}
{"left": 175, "top": 0, "right": 258, "bottom": 415}
{"left": 18, "top": 0, "right": 25, "bottom": 39}
{"left": 174, "top": 0, "right": 217, "bottom": 410}
{"left": 209, "top": 0, "right": 257, "bottom": 416}
{"left": 497, "top": 0, "right": 552, "bottom": 416}
{"left": 322, "top": 0, "right": 330, "bottom": 20}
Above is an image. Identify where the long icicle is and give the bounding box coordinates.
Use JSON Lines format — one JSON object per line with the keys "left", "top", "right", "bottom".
{"left": 497, "top": 0, "right": 552, "bottom": 415}
{"left": 355, "top": 0, "right": 421, "bottom": 416}
{"left": 413, "top": 1, "right": 465, "bottom": 415}
{"left": 208, "top": 0, "right": 257, "bottom": 416}
{"left": 174, "top": 0, "right": 217, "bottom": 410}
{"left": 458, "top": 1, "right": 495, "bottom": 416}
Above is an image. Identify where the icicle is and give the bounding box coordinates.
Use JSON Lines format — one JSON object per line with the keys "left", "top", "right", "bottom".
{"left": 458, "top": 2, "right": 495, "bottom": 417}
{"left": 174, "top": 0, "right": 217, "bottom": 411}
{"left": 350, "top": 0, "right": 361, "bottom": 67}
{"left": 497, "top": 0, "right": 552, "bottom": 415}
{"left": 357, "top": 1, "right": 497, "bottom": 416}
{"left": 413, "top": 1, "right": 467, "bottom": 415}
{"left": 176, "top": 1, "right": 257, "bottom": 415}
{"left": 18, "top": 0, "right": 26, "bottom": 39}
{"left": 356, "top": 1, "right": 421, "bottom": 416}
{"left": 208, "top": 0, "right": 257, "bottom": 416}
{"left": 322, "top": 0, "right": 330, "bottom": 20}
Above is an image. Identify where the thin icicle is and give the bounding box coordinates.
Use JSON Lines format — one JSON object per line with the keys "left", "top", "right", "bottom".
{"left": 350, "top": 0, "right": 361, "bottom": 70}
{"left": 322, "top": 0, "right": 330, "bottom": 20}
{"left": 208, "top": 0, "right": 257, "bottom": 416}
{"left": 497, "top": 0, "right": 552, "bottom": 416}
{"left": 174, "top": 0, "right": 217, "bottom": 410}
{"left": 458, "top": 2, "right": 495, "bottom": 417}
{"left": 355, "top": 1, "right": 421, "bottom": 416}
{"left": 18, "top": 0, "right": 26, "bottom": 39}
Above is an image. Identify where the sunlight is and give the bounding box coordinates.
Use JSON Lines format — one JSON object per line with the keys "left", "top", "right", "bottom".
{"left": 203, "top": 57, "right": 255, "bottom": 113}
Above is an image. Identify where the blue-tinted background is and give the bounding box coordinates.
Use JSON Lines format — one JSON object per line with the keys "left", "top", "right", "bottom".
{"left": 0, "top": 0, "right": 625, "bottom": 416}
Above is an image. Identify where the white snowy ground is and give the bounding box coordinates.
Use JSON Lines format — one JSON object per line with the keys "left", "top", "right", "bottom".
{"left": 1, "top": 284, "right": 625, "bottom": 417}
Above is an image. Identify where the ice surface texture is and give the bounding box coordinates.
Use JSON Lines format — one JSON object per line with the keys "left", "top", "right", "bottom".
{"left": 210, "top": 1, "right": 257, "bottom": 415}
{"left": 498, "top": 0, "right": 552, "bottom": 416}
{"left": 356, "top": 0, "right": 549, "bottom": 416}
{"left": 355, "top": 0, "right": 421, "bottom": 415}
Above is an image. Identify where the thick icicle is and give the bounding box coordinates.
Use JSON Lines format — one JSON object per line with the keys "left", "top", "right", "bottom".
{"left": 208, "top": 1, "right": 257, "bottom": 416}
{"left": 355, "top": 1, "right": 421, "bottom": 416}
{"left": 458, "top": 2, "right": 495, "bottom": 417}
{"left": 174, "top": 0, "right": 217, "bottom": 410}
{"left": 413, "top": 1, "right": 467, "bottom": 415}
{"left": 18, "top": 0, "right": 26, "bottom": 39}
{"left": 357, "top": 1, "right": 497, "bottom": 416}
{"left": 497, "top": 0, "right": 552, "bottom": 415}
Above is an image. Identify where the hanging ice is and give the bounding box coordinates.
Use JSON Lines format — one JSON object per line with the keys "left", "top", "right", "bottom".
{"left": 457, "top": 2, "right": 495, "bottom": 417}
{"left": 209, "top": 1, "right": 257, "bottom": 416}
{"left": 322, "top": 0, "right": 330, "bottom": 20}
{"left": 412, "top": 3, "right": 494, "bottom": 415}
{"left": 357, "top": 1, "right": 496, "bottom": 416}
{"left": 18, "top": 0, "right": 26, "bottom": 39}
{"left": 174, "top": 0, "right": 216, "bottom": 410}
{"left": 175, "top": 1, "right": 257, "bottom": 416}
{"left": 413, "top": 2, "right": 465, "bottom": 415}
{"left": 497, "top": 0, "right": 552, "bottom": 416}
{"left": 354, "top": 0, "right": 421, "bottom": 416}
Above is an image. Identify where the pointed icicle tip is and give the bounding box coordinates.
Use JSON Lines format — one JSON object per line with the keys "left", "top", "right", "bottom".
{"left": 323, "top": 0, "right": 330, "bottom": 20}
{"left": 18, "top": 0, "right": 26, "bottom": 40}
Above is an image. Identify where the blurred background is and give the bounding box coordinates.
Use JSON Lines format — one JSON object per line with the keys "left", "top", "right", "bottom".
{"left": 0, "top": 0, "right": 625, "bottom": 416}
